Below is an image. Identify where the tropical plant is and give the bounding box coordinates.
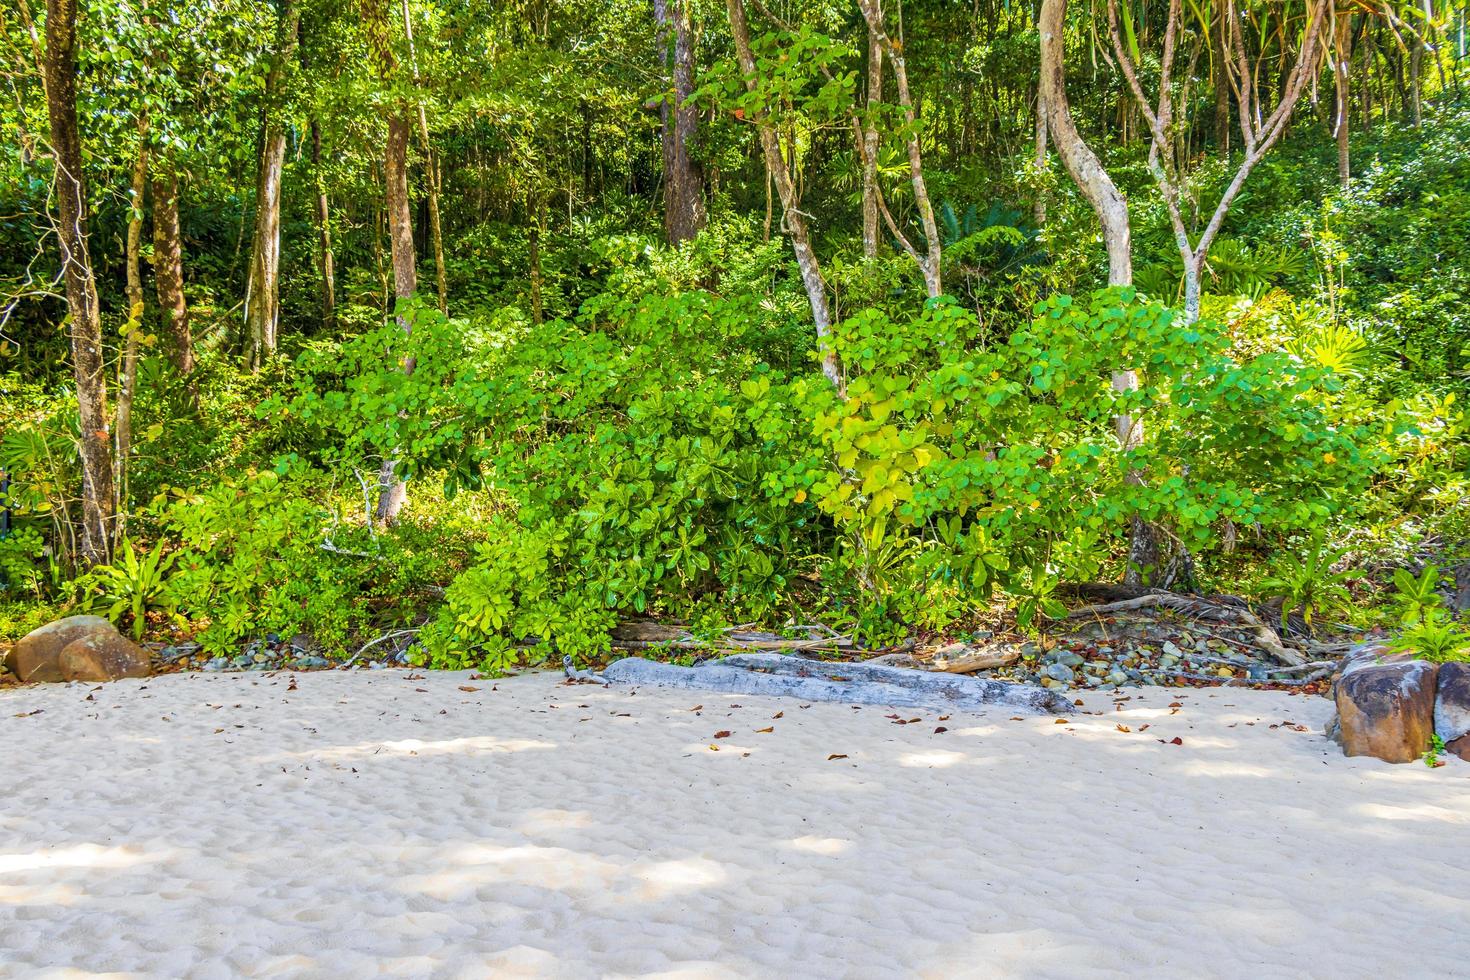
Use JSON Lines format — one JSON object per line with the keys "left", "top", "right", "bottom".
{"left": 84, "top": 539, "right": 179, "bottom": 640}
{"left": 1256, "top": 531, "right": 1359, "bottom": 631}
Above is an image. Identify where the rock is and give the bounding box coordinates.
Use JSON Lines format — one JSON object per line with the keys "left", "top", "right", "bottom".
{"left": 1106, "top": 670, "right": 1128, "bottom": 686}
{"left": 1159, "top": 654, "right": 1179, "bottom": 668}
{"left": 57, "top": 631, "right": 151, "bottom": 682}
{"left": 1162, "top": 640, "right": 1183, "bottom": 658}
{"left": 1336, "top": 659, "right": 1439, "bottom": 763}
{"left": 1044, "top": 663, "right": 1075, "bottom": 685}
{"left": 6, "top": 616, "right": 116, "bottom": 683}
{"left": 1433, "top": 661, "right": 1470, "bottom": 761}
{"left": 203, "top": 657, "right": 229, "bottom": 671}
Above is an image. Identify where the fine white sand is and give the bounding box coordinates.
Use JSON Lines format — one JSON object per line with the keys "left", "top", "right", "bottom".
{"left": 2, "top": 668, "right": 1467, "bottom": 978}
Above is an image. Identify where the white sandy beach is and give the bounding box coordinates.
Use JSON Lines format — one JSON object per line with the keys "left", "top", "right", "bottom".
{"left": 1, "top": 668, "right": 1467, "bottom": 978}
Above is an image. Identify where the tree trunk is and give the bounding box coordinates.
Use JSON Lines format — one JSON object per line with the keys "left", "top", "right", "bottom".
{"left": 1040, "top": 0, "right": 1156, "bottom": 583}
{"left": 1033, "top": 89, "right": 1048, "bottom": 227}
{"left": 658, "top": 0, "right": 706, "bottom": 244}
{"left": 152, "top": 155, "right": 194, "bottom": 375}
{"left": 529, "top": 197, "right": 544, "bottom": 325}
{"left": 1039, "top": 0, "right": 1132, "bottom": 285}
{"left": 125, "top": 130, "right": 147, "bottom": 315}
{"left": 1333, "top": 9, "right": 1352, "bottom": 186}
{"left": 400, "top": 0, "right": 447, "bottom": 312}
{"left": 374, "top": 112, "right": 418, "bottom": 525}
{"left": 117, "top": 126, "right": 146, "bottom": 544}
{"left": 858, "top": 0, "right": 942, "bottom": 297}
{"left": 1212, "top": 4, "right": 1231, "bottom": 155}
{"left": 244, "top": 0, "right": 300, "bottom": 369}
{"left": 44, "top": 0, "right": 114, "bottom": 567}
{"left": 727, "top": 0, "right": 841, "bottom": 388}
{"left": 310, "top": 120, "right": 336, "bottom": 329}
{"left": 862, "top": 23, "right": 882, "bottom": 258}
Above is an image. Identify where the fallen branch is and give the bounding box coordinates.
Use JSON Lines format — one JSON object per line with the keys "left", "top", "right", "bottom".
{"left": 351, "top": 628, "right": 419, "bottom": 662}
{"left": 1065, "top": 592, "right": 1305, "bottom": 666}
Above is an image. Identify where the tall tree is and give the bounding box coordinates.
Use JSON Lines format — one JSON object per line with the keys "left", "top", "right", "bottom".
{"left": 244, "top": 0, "right": 300, "bottom": 369}
{"left": 400, "top": 0, "right": 447, "bottom": 312}
{"left": 43, "top": 0, "right": 114, "bottom": 566}
{"left": 310, "top": 119, "right": 336, "bottom": 329}
{"left": 726, "top": 0, "right": 841, "bottom": 387}
{"left": 857, "top": 0, "right": 942, "bottom": 297}
{"left": 366, "top": 0, "right": 418, "bottom": 523}
{"left": 658, "top": 0, "right": 706, "bottom": 244}
{"left": 1332, "top": 4, "right": 1354, "bottom": 185}
{"left": 860, "top": 17, "right": 882, "bottom": 258}
{"left": 151, "top": 153, "right": 194, "bottom": 374}
{"left": 1040, "top": 0, "right": 1159, "bottom": 583}
{"left": 1109, "top": 0, "right": 1326, "bottom": 321}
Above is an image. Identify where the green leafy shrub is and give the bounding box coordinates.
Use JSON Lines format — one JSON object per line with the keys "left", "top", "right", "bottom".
{"left": 790, "top": 289, "right": 1375, "bottom": 630}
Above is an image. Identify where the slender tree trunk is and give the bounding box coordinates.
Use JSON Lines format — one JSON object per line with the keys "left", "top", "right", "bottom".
{"left": 1039, "top": 0, "right": 1132, "bottom": 284}
{"left": 152, "top": 155, "right": 194, "bottom": 375}
{"left": 1410, "top": 1, "right": 1428, "bottom": 127}
{"left": 1040, "top": 0, "right": 1157, "bottom": 583}
{"left": 400, "top": 0, "right": 447, "bottom": 312}
{"left": 658, "top": 0, "right": 706, "bottom": 243}
{"left": 862, "top": 22, "right": 883, "bottom": 258}
{"left": 1212, "top": 5, "right": 1231, "bottom": 154}
{"left": 858, "top": 0, "right": 942, "bottom": 297}
{"left": 1333, "top": 8, "right": 1352, "bottom": 186}
{"left": 374, "top": 113, "right": 418, "bottom": 524}
{"left": 529, "top": 196, "right": 544, "bottom": 325}
{"left": 244, "top": 0, "right": 299, "bottom": 368}
{"left": 44, "top": 0, "right": 114, "bottom": 567}
{"left": 117, "top": 126, "right": 146, "bottom": 544}
{"left": 727, "top": 0, "right": 841, "bottom": 388}
{"left": 1033, "top": 89, "right": 1048, "bottom": 227}
{"left": 311, "top": 120, "right": 336, "bottom": 329}
{"left": 125, "top": 130, "right": 147, "bottom": 315}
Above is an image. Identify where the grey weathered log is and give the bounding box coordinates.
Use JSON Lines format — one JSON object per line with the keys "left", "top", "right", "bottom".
{"left": 581, "top": 653, "right": 1075, "bottom": 715}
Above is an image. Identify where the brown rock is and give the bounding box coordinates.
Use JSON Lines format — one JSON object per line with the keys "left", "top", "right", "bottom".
{"left": 7, "top": 615, "right": 115, "bottom": 683}
{"left": 58, "top": 631, "right": 152, "bottom": 682}
{"left": 1434, "top": 661, "right": 1470, "bottom": 762}
{"left": 1336, "top": 659, "right": 1439, "bottom": 763}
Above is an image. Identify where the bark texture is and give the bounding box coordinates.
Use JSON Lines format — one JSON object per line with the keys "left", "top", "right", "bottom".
{"left": 374, "top": 112, "right": 419, "bottom": 524}
{"left": 151, "top": 156, "right": 194, "bottom": 375}
{"left": 658, "top": 0, "right": 706, "bottom": 244}
{"left": 45, "top": 0, "right": 114, "bottom": 567}
{"left": 311, "top": 120, "right": 336, "bottom": 329}
{"left": 244, "top": 0, "right": 299, "bottom": 369}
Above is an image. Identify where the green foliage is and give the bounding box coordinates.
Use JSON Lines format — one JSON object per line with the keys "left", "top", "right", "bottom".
{"left": 1255, "top": 532, "right": 1358, "bottom": 631}
{"left": 1388, "top": 564, "right": 1470, "bottom": 663}
{"left": 0, "top": 526, "right": 47, "bottom": 599}
{"left": 1392, "top": 565, "right": 1448, "bottom": 627}
{"left": 80, "top": 539, "right": 179, "bottom": 640}
{"left": 1391, "top": 616, "right": 1470, "bottom": 663}
{"left": 793, "top": 289, "right": 1372, "bottom": 630}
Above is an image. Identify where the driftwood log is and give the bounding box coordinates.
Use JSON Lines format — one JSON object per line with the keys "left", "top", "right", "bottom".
{"left": 567, "top": 653, "right": 1075, "bottom": 715}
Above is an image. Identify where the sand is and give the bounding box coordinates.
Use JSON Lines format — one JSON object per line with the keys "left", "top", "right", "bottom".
{"left": 1, "top": 668, "right": 1467, "bottom": 979}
